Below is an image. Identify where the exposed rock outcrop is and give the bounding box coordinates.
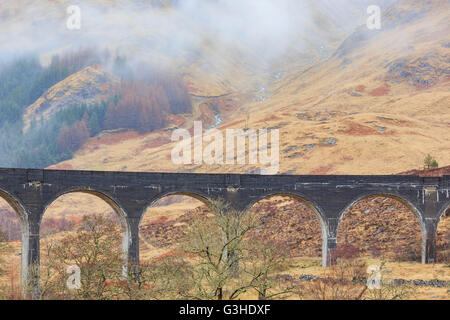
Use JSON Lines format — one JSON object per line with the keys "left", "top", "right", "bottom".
{"left": 23, "top": 65, "right": 119, "bottom": 132}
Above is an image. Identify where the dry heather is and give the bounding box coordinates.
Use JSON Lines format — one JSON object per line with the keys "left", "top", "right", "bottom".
{"left": 1, "top": 193, "right": 448, "bottom": 263}
{"left": 0, "top": 195, "right": 449, "bottom": 300}
{"left": 338, "top": 197, "right": 423, "bottom": 261}
{"left": 137, "top": 196, "right": 449, "bottom": 263}
{"left": 140, "top": 207, "right": 209, "bottom": 250}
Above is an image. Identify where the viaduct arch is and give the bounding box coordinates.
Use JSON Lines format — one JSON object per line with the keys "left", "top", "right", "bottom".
{"left": 336, "top": 193, "right": 426, "bottom": 263}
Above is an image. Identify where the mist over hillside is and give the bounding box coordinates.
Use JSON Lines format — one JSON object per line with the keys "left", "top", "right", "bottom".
{"left": 0, "top": 0, "right": 448, "bottom": 172}
{"left": 0, "top": 0, "right": 393, "bottom": 168}
{"left": 1, "top": 0, "right": 393, "bottom": 77}
{"left": 1, "top": 0, "right": 444, "bottom": 87}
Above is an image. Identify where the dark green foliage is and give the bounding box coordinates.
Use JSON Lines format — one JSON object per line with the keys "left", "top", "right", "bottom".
{"left": 0, "top": 51, "right": 192, "bottom": 168}
{"left": 0, "top": 100, "right": 109, "bottom": 168}
{"left": 87, "top": 101, "right": 108, "bottom": 136}
{"left": 0, "top": 50, "right": 106, "bottom": 167}
{"left": 28, "top": 50, "right": 101, "bottom": 103}
{"left": 424, "top": 154, "right": 439, "bottom": 169}
{"left": 0, "top": 50, "right": 110, "bottom": 167}
{"left": 57, "top": 119, "right": 90, "bottom": 154}
{"left": 0, "top": 56, "right": 42, "bottom": 126}
{"left": 14, "top": 118, "right": 68, "bottom": 168}
{"left": 430, "top": 159, "right": 438, "bottom": 169}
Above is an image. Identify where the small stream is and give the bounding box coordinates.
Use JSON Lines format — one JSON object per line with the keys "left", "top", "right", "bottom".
{"left": 209, "top": 112, "right": 223, "bottom": 129}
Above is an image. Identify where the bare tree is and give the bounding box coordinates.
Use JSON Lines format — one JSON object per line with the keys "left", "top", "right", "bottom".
{"left": 304, "top": 259, "right": 415, "bottom": 300}
{"left": 118, "top": 256, "right": 194, "bottom": 300}
{"left": 0, "top": 232, "right": 8, "bottom": 276}
{"left": 243, "top": 240, "right": 295, "bottom": 300}
{"left": 424, "top": 154, "right": 439, "bottom": 169}
{"left": 179, "top": 198, "right": 294, "bottom": 300}
{"left": 39, "top": 214, "right": 124, "bottom": 300}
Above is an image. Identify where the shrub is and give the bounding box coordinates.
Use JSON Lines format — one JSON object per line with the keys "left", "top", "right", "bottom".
{"left": 336, "top": 242, "right": 360, "bottom": 261}
{"left": 392, "top": 243, "right": 421, "bottom": 262}
{"left": 424, "top": 154, "right": 439, "bottom": 169}
{"left": 57, "top": 119, "right": 90, "bottom": 153}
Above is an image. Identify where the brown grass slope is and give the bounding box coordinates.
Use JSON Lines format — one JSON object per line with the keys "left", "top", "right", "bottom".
{"left": 44, "top": 1, "right": 450, "bottom": 176}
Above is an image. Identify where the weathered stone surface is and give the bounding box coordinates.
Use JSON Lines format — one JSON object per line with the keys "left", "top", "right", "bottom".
{"left": 0, "top": 168, "right": 448, "bottom": 297}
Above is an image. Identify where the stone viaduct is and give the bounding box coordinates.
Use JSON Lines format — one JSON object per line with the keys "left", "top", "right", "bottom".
{"left": 0, "top": 168, "right": 448, "bottom": 297}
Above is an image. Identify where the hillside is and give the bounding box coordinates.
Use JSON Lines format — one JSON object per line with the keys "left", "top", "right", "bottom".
{"left": 399, "top": 165, "right": 450, "bottom": 176}
{"left": 42, "top": 0, "right": 449, "bottom": 175}
{"left": 23, "top": 65, "right": 119, "bottom": 132}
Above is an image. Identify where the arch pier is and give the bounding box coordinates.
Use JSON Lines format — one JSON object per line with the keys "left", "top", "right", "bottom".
{"left": 0, "top": 168, "right": 448, "bottom": 298}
